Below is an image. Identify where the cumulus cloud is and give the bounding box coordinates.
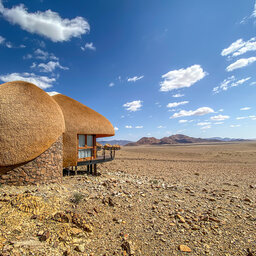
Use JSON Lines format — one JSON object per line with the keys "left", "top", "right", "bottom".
{"left": 31, "top": 61, "right": 68, "bottom": 73}
{"left": 123, "top": 100, "right": 143, "bottom": 112}
{"left": 157, "top": 125, "right": 166, "bottom": 128}
{"left": 24, "top": 49, "right": 58, "bottom": 61}
{"left": 135, "top": 126, "right": 143, "bottom": 129}
{"left": 221, "top": 37, "right": 256, "bottom": 57}
{"left": 0, "top": 1, "right": 90, "bottom": 42}
{"left": 166, "top": 101, "right": 189, "bottom": 108}
{"left": 197, "top": 122, "right": 211, "bottom": 126}
{"left": 81, "top": 42, "right": 96, "bottom": 51}
{"left": 0, "top": 72, "right": 55, "bottom": 89}
{"left": 127, "top": 75, "right": 144, "bottom": 82}
{"left": 210, "top": 115, "right": 230, "bottom": 121}
{"left": 125, "top": 125, "right": 132, "bottom": 129}
{"left": 240, "top": 107, "right": 251, "bottom": 110}
{"left": 160, "top": 65, "right": 207, "bottom": 92}
{"left": 213, "top": 76, "right": 251, "bottom": 93}
{"left": 214, "top": 122, "right": 224, "bottom": 125}
{"left": 109, "top": 82, "right": 114, "bottom": 87}
{"left": 172, "top": 93, "right": 184, "bottom": 98}
{"left": 226, "top": 57, "right": 256, "bottom": 72}
{"left": 179, "top": 120, "right": 188, "bottom": 123}
{"left": 114, "top": 127, "right": 119, "bottom": 131}
{"left": 171, "top": 107, "right": 214, "bottom": 118}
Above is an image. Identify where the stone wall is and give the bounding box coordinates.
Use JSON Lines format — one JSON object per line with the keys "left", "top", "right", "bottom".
{"left": 0, "top": 136, "right": 63, "bottom": 186}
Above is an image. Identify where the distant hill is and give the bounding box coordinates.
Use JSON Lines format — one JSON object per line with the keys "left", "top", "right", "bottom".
{"left": 97, "top": 140, "right": 133, "bottom": 146}
{"left": 125, "top": 134, "right": 221, "bottom": 146}
{"left": 207, "top": 137, "right": 251, "bottom": 142}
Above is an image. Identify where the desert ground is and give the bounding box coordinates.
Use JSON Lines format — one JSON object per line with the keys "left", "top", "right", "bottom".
{"left": 0, "top": 142, "right": 256, "bottom": 255}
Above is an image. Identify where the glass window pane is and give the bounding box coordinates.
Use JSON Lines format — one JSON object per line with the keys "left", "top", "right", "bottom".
{"left": 78, "top": 149, "right": 85, "bottom": 158}
{"left": 78, "top": 149, "right": 92, "bottom": 159}
{"left": 87, "top": 149, "right": 92, "bottom": 157}
{"left": 78, "top": 135, "right": 85, "bottom": 147}
{"left": 87, "top": 135, "right": 93, "bottom": 147}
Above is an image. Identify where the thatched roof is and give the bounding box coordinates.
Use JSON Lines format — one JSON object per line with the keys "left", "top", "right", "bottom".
{"left": 52, "top": 94, "right": 115, "bottom": 167}
{"left": 0, "top": 81, "right": 65, "bottom": 167}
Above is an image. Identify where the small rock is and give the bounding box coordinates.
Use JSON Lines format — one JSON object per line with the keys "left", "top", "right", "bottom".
{"left": 176, "top": 214, "right": 186, "bottom": 223}
{"left": 75, "top": 244, "right": 86, "bottom": 253}
{"left": 38, "top": 231, "right": 50, "bottom": 242}
{"left": 178, "top": 244, "right": 192, "bottom": 252}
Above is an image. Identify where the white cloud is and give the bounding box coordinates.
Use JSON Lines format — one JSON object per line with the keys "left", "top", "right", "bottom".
{"left": 172, "top": 107, "right": 214, "bottom": 118}
{"left": 0, "top": 1, "right": 90, "bottom": 42}
{"left": 179, "top": 120, "right": 188, "bottom": 123}
{"left": 221, "top": 39, "right": 245, "bottom": 57}
{"left": 127, "top": 75, "right": 144, "bottom": 82}
{"left": 200, "top": 125, "right": 211, "bottom": 130}
{"left": 0, "top": 72, "right": 55, "bottom": 89}
{"left": 218, "top": 109, "right": 224, "bottom": 112}
{"left": 210, "top": 115, "right": 230, "bottom": 121}
{"left": 240, "top": 107, "right": 251, "bottom": 110}
{"left": 0, "top": 35, "right": 5, "bottom": 44}
{"left": 81, "top": 42, "right": 96, "bottom": 51}
{"left": 47, "top": 91, "right": 60, "bottom": 96}
{"left": 157, "top": 125, "right": 166, "bottom": 128}
{"left": 214, "top": 122, "right": 224, "bottom": 125}
{"left": 37, "top": 61, "right": 68, "bottom": 73}
{"left": 114, "top": 127, "right": 119, "bottom": 131}
{"left": 172, "top": 93, "right": 184, "bottom": 98}
{"left": 123, "top": 100, "right": 142, "bottom": 112}
{"left": 226, "top": 57, "right": 256, "bottom": 72}
{"left": 160, "top": 65, "right": 207, "bottom": 92}
{"left": 135, "top": 126, "right": 143, "bottom": 129}
{"left": 221, "top": 37, "right": 256, "bottom": 58}
{"left": 236, "top": 116, "right": 248, "bottom": 120}
{"left": 197, "top": 122, "right": 211, "bottom": 126}
{"left": 125, "top": 125, "right": 132, "bottom": 129}
{"left": 213, "top": 76, "right": 251, "bottom": 93}
{"left": 109, "top": 82, "right": 114, "bottom": 87}
{"left": 24, "top": 49, "right": 58, "bottom": 61}
{"left": 230, "top": 124, "right": 241, "bottom": 128}
{"left": 166, "top": 101, "right": 189, "bottom": 108}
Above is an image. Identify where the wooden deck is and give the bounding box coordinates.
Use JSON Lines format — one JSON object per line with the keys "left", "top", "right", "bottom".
{"left": 77, "top": 155, "right": 114, "bottom": 166}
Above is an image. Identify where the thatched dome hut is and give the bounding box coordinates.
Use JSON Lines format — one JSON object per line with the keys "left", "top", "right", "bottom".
{"left": 52, "top": 94, "right": 115, "bottom": 167}
{"left": 0, "top": 81, "right": 65, "bottom": 185}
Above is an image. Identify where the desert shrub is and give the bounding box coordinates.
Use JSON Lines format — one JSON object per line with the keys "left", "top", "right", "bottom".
{"left": 70, "top": 192, "right": 84, "bottom": 204}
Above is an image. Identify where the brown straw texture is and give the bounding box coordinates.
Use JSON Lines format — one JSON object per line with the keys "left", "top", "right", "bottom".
{"left": 52, "top": 94, "right": 115, "bottom": 167}
{"left": 0, "top": 81, "right": 65, "bottom": 167}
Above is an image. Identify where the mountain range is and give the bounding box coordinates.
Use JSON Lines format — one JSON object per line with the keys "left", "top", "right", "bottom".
{"left": 125, "top": 134, "right": 250, "bottom": 146}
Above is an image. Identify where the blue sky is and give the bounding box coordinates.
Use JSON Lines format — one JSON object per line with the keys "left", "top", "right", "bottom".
{"left": 0, "top": 0, "right": 256, "bottom": 140}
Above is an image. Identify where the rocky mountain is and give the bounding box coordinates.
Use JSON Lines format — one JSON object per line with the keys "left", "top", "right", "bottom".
{"left": 126, "top": 137, "right": 160, "bottom": 146}
{"left": 125, "top": 134, "right": 221, "bottom": 146}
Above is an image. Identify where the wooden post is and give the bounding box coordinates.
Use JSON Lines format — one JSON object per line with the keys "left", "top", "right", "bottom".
{"left": 75, "top": 166, "right": 78, "bottom": 176}
{"left": 90, "top": 164, "right": 93, "bottom": 174}
{"left": 87, "top": 165, "right": 90, "bottom": 174}
{"left": 94, "top": 164, "right": 97, "bottom": 176}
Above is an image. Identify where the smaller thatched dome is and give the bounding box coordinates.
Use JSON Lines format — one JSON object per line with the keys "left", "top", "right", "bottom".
{"left": 52, "top": 94, "right": 115, "bottom": 167}
{"left": 0, "top": 81, "right": 65, "bottom": 167}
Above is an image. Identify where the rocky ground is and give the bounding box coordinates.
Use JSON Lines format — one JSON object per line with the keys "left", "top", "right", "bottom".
{"left": 0, "top": 142, "right": 255, "bottom": 255}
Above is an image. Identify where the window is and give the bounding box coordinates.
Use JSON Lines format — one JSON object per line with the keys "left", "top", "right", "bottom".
{"left": 77, "top": 134, "right": 95, "bottom": 160}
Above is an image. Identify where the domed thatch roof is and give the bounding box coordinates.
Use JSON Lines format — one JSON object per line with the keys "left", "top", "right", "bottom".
{"left": 52, "top": 94, "right": 115, "bottom": 167}
{"left": 0, "top": 81, "right": 65, "bottom": 167}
